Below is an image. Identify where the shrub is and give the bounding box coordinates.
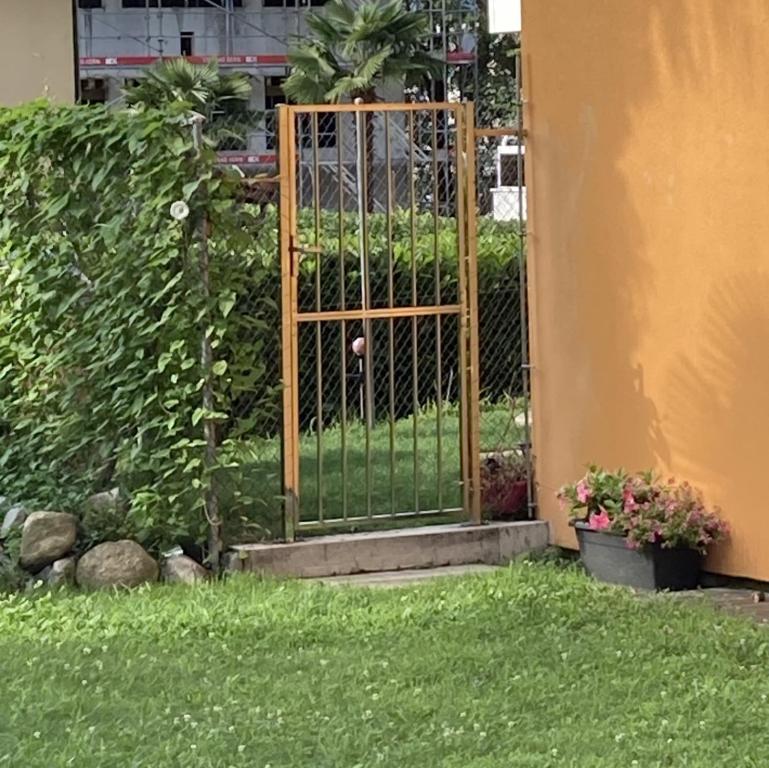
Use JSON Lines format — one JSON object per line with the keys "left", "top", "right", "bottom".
{"left": 558, "top": 467, "right": 728, "bottom": 553}
{"left": 228, "top": 206, "right": 525, "bottom": 431}
{"left": 481, "top": 450, "right": 528, "bottom": 520}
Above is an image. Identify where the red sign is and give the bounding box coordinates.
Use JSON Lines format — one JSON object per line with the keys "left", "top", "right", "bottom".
{"left": 80, "top": 52, "right": 475, "bottom": 68}
{"left": 446, "top": 51, "right": 476, "bottom": 64}
{"left": 216, "top": 153, "right": 277, "bottom": 166}
{"left": 79, "top": 54, "right": 289, "bottom": 68}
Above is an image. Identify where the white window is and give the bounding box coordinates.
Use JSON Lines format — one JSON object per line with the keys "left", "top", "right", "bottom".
{"left": 488, "top": 0, "right": 521, "bottom": 34}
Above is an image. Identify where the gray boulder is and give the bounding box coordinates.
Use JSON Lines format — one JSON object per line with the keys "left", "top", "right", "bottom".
{"left": 20, "top": 512, "right": 77, "bottom": 572}
{"left": 163, "top": 554, "right": 210, "bottom": 585}
{"left": 85, "top": 489, "right": 124, "bottom": 514}
{"left": 47, "top": 557, "right": 76, "bottom": 588}
{"left": 76, "top": 540, "right": 158, "bottom": 589}
{"left": 1, "top": 505, "right": 27, "bottom": 538}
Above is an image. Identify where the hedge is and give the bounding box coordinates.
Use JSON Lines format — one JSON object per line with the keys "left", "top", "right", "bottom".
{"left": 228, "top": 207, "right": 525, "bottom": 430}
{"left": 0, "top": 103, "right": 270, "bottom": 550}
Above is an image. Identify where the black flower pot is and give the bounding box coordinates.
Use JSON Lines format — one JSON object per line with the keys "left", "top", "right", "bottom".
{"left": 574, "top": 522, "right": 703, "bottom": 591}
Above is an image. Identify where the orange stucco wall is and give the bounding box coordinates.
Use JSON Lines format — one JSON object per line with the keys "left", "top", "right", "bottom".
{"left": 524, "top": 0, "right": 769, "bottom": 580}
{"left": 0, "top": 0, "right": 75, "bottom": 105}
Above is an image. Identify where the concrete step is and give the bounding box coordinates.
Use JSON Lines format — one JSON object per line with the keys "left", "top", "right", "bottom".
{"left": 225, "top": 521, "right": 549, "bottom": 579}
{"left": 317, "top": 564, "right": 499, "bottom": 588}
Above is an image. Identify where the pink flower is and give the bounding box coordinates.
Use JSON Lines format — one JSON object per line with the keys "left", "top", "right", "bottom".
{"left": 588, "top": 509, "right": 612, "bottom": 531}
{"left": 622, "top": 486, "right": 637, "bottom": 511}
{"left": 576, "top": 481, "right": 591, "bottom": 504}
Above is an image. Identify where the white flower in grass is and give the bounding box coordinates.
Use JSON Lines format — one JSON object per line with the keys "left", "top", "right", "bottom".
{"left": 170, "top": 200, "right": 190, "bottom": 221}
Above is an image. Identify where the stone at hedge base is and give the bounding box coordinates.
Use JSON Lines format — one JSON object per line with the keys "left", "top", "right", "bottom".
{"left": 40, "top": 557, "right": 77, "bottom": 588}
{"left": 162, "top": 554, "right": 210, "bottom": 585}
{"left": 20, "top": 511, "right": 77, "bottom": 572}
{"left": 76, "top": 540, "right": 159, "bottom": 589}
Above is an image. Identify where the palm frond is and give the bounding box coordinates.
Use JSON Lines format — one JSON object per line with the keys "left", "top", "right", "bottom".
{"left": 122, "top": 59, "right": 250, "bottom": 113}
{"left": 325, "top": 74, "right": 374, "bottom": 103}
{"left": 354, "top": 46, "right": 392, "bottom": 84}
{"left": 283, "top": 69, "right": 333, "bottom": 105}
{"left": 286, "top": 0, "right": 439, "bottom": 104}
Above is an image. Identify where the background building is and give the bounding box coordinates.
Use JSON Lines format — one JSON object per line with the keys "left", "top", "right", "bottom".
{"left": 76, "top": 0, "right": 482, "bottom": 168}
{"left": 0, "top": 0, "right": 77, "bottom": 105}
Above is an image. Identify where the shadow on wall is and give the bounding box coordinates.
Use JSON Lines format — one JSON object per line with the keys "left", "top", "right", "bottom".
{"left": 529, "top": 0, "right": 762, "bottom": 553}
{"left": 665, "top": 272, "right": 769, "bottom": 572}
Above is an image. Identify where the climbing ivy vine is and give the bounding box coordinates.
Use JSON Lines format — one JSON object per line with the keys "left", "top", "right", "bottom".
{"left": 0, "top": 102, "right": 269, "bottom": 554}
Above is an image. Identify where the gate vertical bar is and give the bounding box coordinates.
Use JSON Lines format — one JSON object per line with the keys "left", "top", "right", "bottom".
{"left": 516, "top": 51, "right": 535, "bottom": 519}
{"left": 408, "top": 110, "right": 420, "bottom": 516}
{"left": 279, "top": 104, "right": 299, "bottom": 540}
{"left": 454, "top": 105, "right": 471, "bottom": 517}
{"left": 337, "top": 112, "right": 349, "bottom": 522}
{"left": 311, "top": 113, "right": 325, "bottom": 524}
{"left": 431, "top": 109, "right": 444, "bottom": 513}
{"left": 355, "top": 104, "right": 375, "bottom": 519}
{"left": 464, "top": 103, "right": 482, "bottom": 525}
{"left": 384, "top": 112, "right": 397, "bottom": 518}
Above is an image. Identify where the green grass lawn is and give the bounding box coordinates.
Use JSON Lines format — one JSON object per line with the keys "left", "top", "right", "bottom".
{"left": 224, "top": 404, "right": 523, "bottom": 539}
{"left": 2, "top": 563, "right": 768, "bottom": 766}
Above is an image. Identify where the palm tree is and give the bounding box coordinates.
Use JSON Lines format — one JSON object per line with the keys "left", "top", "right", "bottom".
{"left": 123, "top": 59, "right": 258, "bottom": 150}
{"left": 283, "top": 0, "right": 442, "bottom": 105}
{"left": 284, "top": 0, "right": 442, "bottom": 212}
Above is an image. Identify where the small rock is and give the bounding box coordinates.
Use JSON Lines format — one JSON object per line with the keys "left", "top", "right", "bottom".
{"left": 20, "top": 512, "right": 77, "bottom": 572}
{"left": 76, "top": 540, "right": 158, "bottom": 589}
{"left": 85, "top": 489, "right": 124, "bottom": 514}
{"left": 163, "top": 554, "right": 210, "bottom": 585}
{"left": 1, "top": 504, "right": 27, "bottom": 538}
{"left": 222, "top": 550, "right": 244, "bottom": 573}
{"left": 752, "top": 591, "right": 766, "bottom": 604}
{"left": 47, "top": 557, "right": 76, "bottom": 588}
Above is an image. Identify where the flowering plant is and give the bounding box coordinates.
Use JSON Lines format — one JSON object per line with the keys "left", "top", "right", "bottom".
{"left": 481, "top": 451, "right": 528, "bottom": 520}
{"left": 557, "top": 467, "right": 728, "bottom": 553}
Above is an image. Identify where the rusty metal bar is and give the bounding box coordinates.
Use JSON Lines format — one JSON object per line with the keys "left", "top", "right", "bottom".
{"left": 287, "top": 102, "right": 458, "bottom": 115}
{"left": 337, "top": 112, "right": 349, "bottom": 522}
{"left": 464, "top": 103, "right": 482, "bottom": 526}
{"left": 384, "top": 112, "right": 397, "bottom": 517}
{"left": 296, "top": 305, "right": 461, "bottom": 323}
{"left": 431, "top": 109, "right": 444, "bottom": 512}
{"left": 455, "top": 105, "right": 471, "bottom": 518}
{"left": 408, "top": 109, "right": 420, "bottom": 515}
{"left": 278, "top": 104, "right": 299, "bottom": 540}
{"left": 354, "top": 105, "right": 375, "bottom": 519}
{"left": 515, "top": 52, "right": 535, "bottom": 519}
{"left": 311, "top": 113, "right": 325, "bottom": 524}
{"left": 475, "top": 127, "right": 527, "bottom": 138}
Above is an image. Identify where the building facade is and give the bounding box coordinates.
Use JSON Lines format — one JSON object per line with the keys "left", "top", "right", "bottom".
{"left": 524, "top": 0, "right": 769, "bottom": 581}
{"left": 0, "top": 0, "right": 76, "bottom": 105}
{"left": 76, "top": 0, "right": 481, "bottom": 167}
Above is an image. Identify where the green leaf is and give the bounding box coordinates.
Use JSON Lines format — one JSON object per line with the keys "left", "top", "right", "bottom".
{"left": 157, "top": 353, "right": 172, "bottom": 373}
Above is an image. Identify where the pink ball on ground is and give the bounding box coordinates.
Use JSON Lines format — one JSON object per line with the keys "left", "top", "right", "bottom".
{"left": 352, "top": 336, "right": 366, "bottom": 357}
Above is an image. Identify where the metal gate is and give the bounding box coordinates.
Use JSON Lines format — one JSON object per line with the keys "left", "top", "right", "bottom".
{"left": 278, "top": 102, "right": 481, "bottom": 539}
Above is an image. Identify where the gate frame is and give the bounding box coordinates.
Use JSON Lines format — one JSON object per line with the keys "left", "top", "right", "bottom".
{"left": 278, "top": 101, "right": 482, "bottom": 540}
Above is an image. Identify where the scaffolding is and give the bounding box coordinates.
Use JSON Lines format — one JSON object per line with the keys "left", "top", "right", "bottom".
{"left": 76, "top": 0, "right": 482, "bottom": 168}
